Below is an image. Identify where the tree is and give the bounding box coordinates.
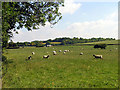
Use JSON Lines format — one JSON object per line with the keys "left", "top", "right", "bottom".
{"left": 47, "top": 39, "right": 52, "bottom": 42}
{"left": 24, "top": 42, "right": 30, "bottom": 46}
{"left": 2, "top": 1, "right": 64, "bottom": 48}
{"left": 61, "top": 40, "right": 66, "bottom": 45}
{"left": 7, "top": 40, "right": 19, "bottom": 49}
{"left": 8, "top": 40, "right": 14, "bottom": 48}
{"left": 30, "top": 42, "right": 36, "bottom": 46}
{"left": 94, "top": 44, "right": 107, "bottom": 49}
{"left": 36, "top": 42, "right": 44, "bottom": 47}
{"left": 46, "top": 41, "right": 51, "bottom": 45}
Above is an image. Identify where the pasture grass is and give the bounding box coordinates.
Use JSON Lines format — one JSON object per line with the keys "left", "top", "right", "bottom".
{"left": 2, "top": 45, "right": 118, "bottom": 88}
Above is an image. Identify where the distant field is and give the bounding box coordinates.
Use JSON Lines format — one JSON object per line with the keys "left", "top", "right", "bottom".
{"left": 76, "top": 40, "right": 118, "bottom": 45}
{"left": 42, "top": 42, "right": 61, "bottom": 45}
{"left": 50, "top": 42, "right": 61, "bottom": 44}
{"left": 2, "top": 45, "right": 118, "bottom": 88}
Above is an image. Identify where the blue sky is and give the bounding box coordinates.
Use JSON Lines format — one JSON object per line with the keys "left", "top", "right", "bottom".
{"left": 12, "top": 1, "right": 118, "bottom": 42}
{"left": 56, "top": 2, "right": 117, "bottom": 29}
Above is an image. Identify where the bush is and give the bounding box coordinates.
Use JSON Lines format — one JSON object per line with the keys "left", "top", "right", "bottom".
{"left": 2, "top": 55, "right": 7, "bottom": 63}
{"left": 7, "top": 43, "right": 19, "bottom": 49}
{"left": 94, "top": 44, "right": 107, "bottom": 49}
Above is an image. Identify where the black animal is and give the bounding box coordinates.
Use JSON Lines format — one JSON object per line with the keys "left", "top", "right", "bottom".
{"left": 28, "top": 56, "right": 32, "bottom": 60}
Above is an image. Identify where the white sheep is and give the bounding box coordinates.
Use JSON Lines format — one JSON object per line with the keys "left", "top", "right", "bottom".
{"left": 64, "top": 50, "right": 68, "bottom": 52}
{"left": 59, "top": 50, "right": 62, "bottom": 52}
{"left": 80, "top": 52, "right": 83, "bottom": 55}
{"left": 63, "top": 51, "right": 66, "bottom": 55}
{"left": 43, "top": 55, "right": 50, "bottom": 58}
{"left": 53, "top": 51, "right": 57, "bottom": 55}
{"left": 32, "top": 52, "right": 35, "bottom": 55}
{"left": 93, "top": 54, "right": 103, "bottom": 59}
{"left": 28, "top": 56, "right": 32, "bottom": 60}
{"left": 67, "top": 50, "right": 70, "bottom": 52}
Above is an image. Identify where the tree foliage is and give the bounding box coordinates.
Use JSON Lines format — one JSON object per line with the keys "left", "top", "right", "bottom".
{"left": 15, "top": 37, "right": 115, "bottom": 47}
{"left": 46, "top": 41, "right": 51, "bottom": 45}
{"left": 7, "top": 40, "right": 19, "bottom": 49}
{"left": 94, "top": 44, "right": 107, "bottom": 49}
{"left": 2, "top": 1, "right": 64, "bottom": 48}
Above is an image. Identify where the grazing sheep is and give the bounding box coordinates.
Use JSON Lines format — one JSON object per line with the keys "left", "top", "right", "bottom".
{"left": 43, "top": 55, "right": 50, "bottom": 58}
{"left": 68, "top": 50, "right": 70, "bottom": 52}
{"left": 59, "top": 50, "right": 62, "bottom": 52}
{"left": 64, "top": 50, "right": 68, "bottom": 52}
{"left": 32, "top": 52, "right": 35, "bottom": 55}
{"left": 93, "top": 54, "right": 103, "bottom": 59}
{"left": 63, "top": 52, "right": 66, "bottom": 55}
{"left": 53, "top": 51, "right": 57, "bottom": 55}
{"left": 28, "top": 56, "right": 32, "bottom": 60}
{"left": 64, "top": 50, "right": 70, "bottom": 53}
{"left": 80, "top": 52, "right": 83, "bottom": 55}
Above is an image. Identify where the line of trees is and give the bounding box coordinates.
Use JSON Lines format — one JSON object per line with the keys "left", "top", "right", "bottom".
{"left": 46, "top": 37, "right": 115, "bottom": 45}
{"left": 6, "top": 37, "right": 115, "bottom": 48}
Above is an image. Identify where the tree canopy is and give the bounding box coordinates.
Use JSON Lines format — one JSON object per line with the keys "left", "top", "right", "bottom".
{"left": 2, "top": 1, "right": 64, "bottom": 48}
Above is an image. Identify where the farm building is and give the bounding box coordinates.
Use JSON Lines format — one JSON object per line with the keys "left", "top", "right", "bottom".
{"left": 46, "top": 45, "right": 52, "bottom": 47}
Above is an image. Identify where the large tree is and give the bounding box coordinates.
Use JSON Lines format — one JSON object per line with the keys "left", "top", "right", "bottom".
{"left": 2, "top": 1, "right": 64, "bottom": 48}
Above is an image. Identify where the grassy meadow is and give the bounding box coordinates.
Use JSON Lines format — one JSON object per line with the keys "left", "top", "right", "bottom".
{"left": 2, "top": 44, "right": 118, "bottom": 88}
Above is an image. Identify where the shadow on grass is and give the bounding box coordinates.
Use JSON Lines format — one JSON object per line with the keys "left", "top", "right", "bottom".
{"left": 7, "top": 59, "right": 14, "bottom": 64}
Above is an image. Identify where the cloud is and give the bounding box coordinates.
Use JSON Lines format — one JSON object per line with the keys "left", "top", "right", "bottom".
{"left": 106, "top": 11, "right": 118, "bottom": 21}
{"left": 65, "top": 20, "right": 117, "bottom": 39}
{"left": 59, "top": 0, "right": 81, "bottom": 15}
{"left": 63, "top": 11, "right": 118, "bottom": 39}
{"left": 12, "top": 23, "right": 64, "bottom": 42}
{"left": 12, "top": 11, "right": 118, "bottom": 42}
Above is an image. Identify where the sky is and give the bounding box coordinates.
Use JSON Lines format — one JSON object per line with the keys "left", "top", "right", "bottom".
{"left": 12, "top": 0, "right": 118, "bottom": 42}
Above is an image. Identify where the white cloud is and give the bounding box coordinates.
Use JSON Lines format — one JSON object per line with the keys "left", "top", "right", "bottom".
{"left": 63, "top": 11, "right": 118, "bottom": 39}
{"left": 12, "top": 11, "right": 118, "bottom": 42}
{"left": 59, "top": 0, "right": 81, "bottom": 15}
{"left": 66, "top": 20, "right": 117, "bottom": 38}
{"left": 105, "top": 10, "right": 118, "bottom": 20}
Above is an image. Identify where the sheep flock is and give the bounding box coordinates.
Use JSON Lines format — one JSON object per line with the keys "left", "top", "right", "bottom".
{"left": 26, "top": 47, "right": 105, "bottom": 61}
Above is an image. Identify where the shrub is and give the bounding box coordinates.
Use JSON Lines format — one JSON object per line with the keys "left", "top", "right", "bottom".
{"left": 2, "top": 55, "right": 7, "bottom": 63}
{"left": 94, "top": 44, "right": 107, "bottom": 49}
{"left": 7, "top": 43, "right": 19, "bottom": 49}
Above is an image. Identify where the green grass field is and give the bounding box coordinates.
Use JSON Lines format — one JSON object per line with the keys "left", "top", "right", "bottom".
{"left": 2, "top": 45, "right": 118, "bottom": 88}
